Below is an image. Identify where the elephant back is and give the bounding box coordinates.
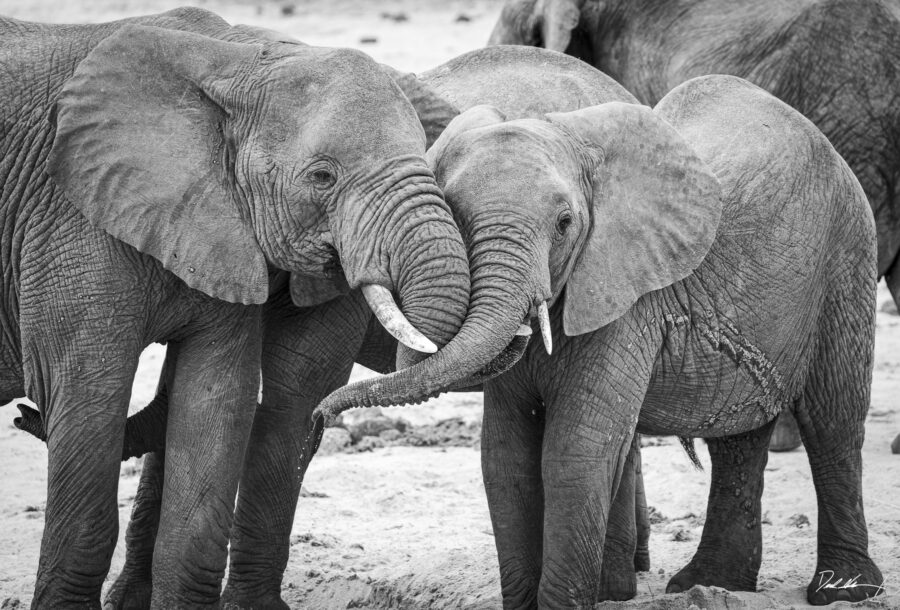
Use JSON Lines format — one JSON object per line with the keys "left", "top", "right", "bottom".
{"left": 421, "top": 45, "right": 638, "bottom": 120}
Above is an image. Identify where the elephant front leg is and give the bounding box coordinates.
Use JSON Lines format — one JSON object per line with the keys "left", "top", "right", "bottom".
{"left": 666, "top": 419, "right": 776, "bottom": 594}
{"left": 150, "top": 308, "right": 261, "bottom": 608}
{"left": 482, "top": 381, "right": 545, "bottom": 610}
{"left": 223, "top": 292, "right": 367, "bottom": 609}
{"left": 598, "top": 433, "right": 642, "bottom": 601}
{"left": 29, "top": 354, "right": 140, "bottom": 607}
{"left": 539, "top": 404, "right": 639, "bottom": 608}
{"left": 221, "top": 397, "right": 327, "bottom": 610}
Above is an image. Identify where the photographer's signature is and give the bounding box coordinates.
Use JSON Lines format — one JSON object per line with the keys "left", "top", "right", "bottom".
{"left": 816, "top": 571, "right": 886, "bottom": 596}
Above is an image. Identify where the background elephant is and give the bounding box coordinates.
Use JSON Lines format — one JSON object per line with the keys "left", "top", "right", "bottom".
{"left": 348, "top": 76, "right": 878, "bottom": 607}
{"left": 0, "top": 7, "right": 478, "bottom": 606}
{"left": 13, "top": 46, "right": 658, "bottom": 610}
{"left": 488, "top": 0, "right": 900, "bottom": 451}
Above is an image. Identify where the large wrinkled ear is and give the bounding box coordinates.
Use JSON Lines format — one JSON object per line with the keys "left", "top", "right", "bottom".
{"left": 379, "top": 65, "right": 459, "bottom": 149}
{"left": 547, "top": 103, "right": 724, "bottom": 335}
{"left": 48, "top": 25, "right": 269, "bottom": 304}
{"left": 289, "top": 274, "right": 350, "bottom": 308}
{"left": 426, "top": 105, "right": 507, "bottom": 173}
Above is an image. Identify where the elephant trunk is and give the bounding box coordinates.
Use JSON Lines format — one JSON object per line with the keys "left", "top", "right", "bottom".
{"left": 315, "top": 235, "right": 539, "bottom": 421}
{"left": 340, "top": 163, "right": 471, "bottom": 354}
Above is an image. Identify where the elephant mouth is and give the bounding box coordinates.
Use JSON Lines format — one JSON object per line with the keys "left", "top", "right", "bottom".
{"left": 522, "top": 299, "right": 553, "bottom": 355}
{"left": 320, "top": 243, "right": 344, "bottom": 279}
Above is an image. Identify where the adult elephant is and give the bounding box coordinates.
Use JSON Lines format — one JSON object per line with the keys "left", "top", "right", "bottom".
{"left": 13, "top": 46, "right": 653, "bottom": 610}
{"left": 0, "top": 7, "right": 481, "bottom": 607}
{"left": 488, "top": 0, "right": 900, "bottom": 451}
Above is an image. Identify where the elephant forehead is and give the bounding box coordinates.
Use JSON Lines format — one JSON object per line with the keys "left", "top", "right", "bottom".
{"left": 442, "top": 126, "right": 579, "bottom": 219}
{"left": 261, "top": 53, "right": 426, "bottom": 157}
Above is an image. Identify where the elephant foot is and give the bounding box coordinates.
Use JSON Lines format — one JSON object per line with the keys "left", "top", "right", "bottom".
{"left": 221, "top": 587, "right": 289, "bottom": 610}
{"left": 633, "top": 547, "right": 650, "bottom": 572}
{"left": 599, "top": 567, "right": 637, "bottom": 601}
{"left": 768, "top": 411, "right": 802, "bottom": 452}
{"left": 806, "top": 559, "right": 884, "bottom": 605}
{"left": 666, "top": 556, "right": 757, "bottom": 594}
{"left": 103, "top": 572, "right": 152, "bottom": 610}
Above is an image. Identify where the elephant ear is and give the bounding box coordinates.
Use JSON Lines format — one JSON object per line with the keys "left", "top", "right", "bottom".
{"left": 379, "top": 65, "right": 460, "bottom": 149}
{"left": 426, "top": 105, "right": 507, "bottom": 175}
{"left": 48, "top": 25, "right": 269, "bottom": 305}
{"left": 547, "top": 103, "right": 724, "bottom": 336}
{"left": 289, "top": 274, "right": 350, "bottom": 308}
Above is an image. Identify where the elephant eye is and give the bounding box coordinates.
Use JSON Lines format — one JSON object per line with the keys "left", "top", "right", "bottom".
{"left": 309, "top": 168, "right": 336, "bottom": 189}
{"left": 555, "top": 210, "right": 573, "bottom": 237}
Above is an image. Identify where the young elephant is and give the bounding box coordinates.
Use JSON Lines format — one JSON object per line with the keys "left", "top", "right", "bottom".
{"left": 325, "top": 75, "right": 882, "bottom": 606}
{"left": 0, "top": 7, "right": 475, "bottom": 607}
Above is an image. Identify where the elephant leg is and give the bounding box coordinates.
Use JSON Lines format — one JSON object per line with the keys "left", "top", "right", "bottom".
{"left": 150, "top": 307, "right": 261, "bottom": 607}
{"left": 29, "top": 353, "right": 139, "bottom": 607}
{"left": 666, "top": 419, "right": 776, "bottom": 594}
{"left": 105, "top": 451, "right": 164, "bottom": 610}
{"left": 598, "top": 433, "right": 641, "bottom": 600}
{"left": 538, "top": 381, "right": 645, "bottom": 607}
{"left": 769, "top": 410, "right": 802, "bottom": 452}
{"left": 796, "top": 302, "right": 882, "bottom": 605}
{"left": 633, "top": 442, "right": 651, "bottom": 573}
{"left": 482, "top": 378, "right": 544, "bottom": 610}
{"left": 105, "top": 346, "right": 178, "bottom": 610}
{"left": 223, "top": 292, "right": 368, "bottom": 609}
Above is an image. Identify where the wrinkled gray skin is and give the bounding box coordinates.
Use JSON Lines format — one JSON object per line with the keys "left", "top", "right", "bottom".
{"left": 19, "top": 47, "right": 881, "bottom": 608}
{"left": 15, "top": 47, "right": 654, "bottom": 610}
{"left": 423, "top": 77, "right": 881, "bottom": 607}
{"left": 0, "top": 7, "right": 476, "bottom": 608}
{"left": 489, "top": 0, "right": 900, "bottom": 451}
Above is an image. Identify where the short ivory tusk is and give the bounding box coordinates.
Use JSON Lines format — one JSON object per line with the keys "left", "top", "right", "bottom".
{"left": 516, "top": 324, "right": 533, "bottom": 336}
{"left": 362, "top": 284, "right": 438, "bottom": 354}
{"left": 538, "top": 301, "right": 552, "bottom": 355}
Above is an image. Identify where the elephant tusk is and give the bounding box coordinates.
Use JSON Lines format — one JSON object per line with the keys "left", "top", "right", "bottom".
{"left": 538, "top": 301, "right": 552, "bottom": 355}
{"left": 516, "top": 324, "right": 532, "bottom": 336}
{"left": 362, "top": 284, "right": 438, "bottom": 354}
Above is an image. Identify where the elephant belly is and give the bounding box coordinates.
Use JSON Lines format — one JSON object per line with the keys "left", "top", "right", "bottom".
{"left": 637, "top": 327, "right": 791, "bottom": 438}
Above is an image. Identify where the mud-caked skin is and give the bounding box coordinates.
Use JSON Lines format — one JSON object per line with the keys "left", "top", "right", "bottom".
{"left": 0, "top": 7, "right": 478, "bottom": 608}
{"left": 437, "top": 76, "right": 880, "bottom": 607}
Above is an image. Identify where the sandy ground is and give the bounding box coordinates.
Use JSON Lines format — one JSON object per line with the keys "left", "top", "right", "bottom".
{"left": 1, "top": 0, "right": 899, "bottom": 607}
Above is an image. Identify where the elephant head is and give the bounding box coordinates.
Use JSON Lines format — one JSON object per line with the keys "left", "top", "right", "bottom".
{"left": 313, "top": 101, "right": 722, "bottom": 421}
{"left": 488, "top": 0, "right": 595, "bottom": 63}
{"left": 47, "top": 24, "right": 471, "bottom": 360}
{"left": 423, "top": 102, "right": 722, "bottom": 344}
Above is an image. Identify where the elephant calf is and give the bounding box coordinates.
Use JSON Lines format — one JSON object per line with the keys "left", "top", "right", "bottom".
{"left": 322, "top": 75, "right": 885, "bottom": 607}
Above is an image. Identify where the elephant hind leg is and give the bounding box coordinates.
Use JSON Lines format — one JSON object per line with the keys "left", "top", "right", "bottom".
{"left": 795, "top": 294, "right": 882, "bottom": 605}
{"left": 666, "top": 419, "right": 775, "bottom": 595}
